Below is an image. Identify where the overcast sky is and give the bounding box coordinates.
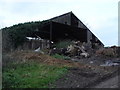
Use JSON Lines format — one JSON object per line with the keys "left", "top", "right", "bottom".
{"left": 0, "top": 0, "right": 119, "bottom": 46}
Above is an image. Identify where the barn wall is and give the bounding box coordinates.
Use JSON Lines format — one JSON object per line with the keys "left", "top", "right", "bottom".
{"left": 71, "top": 14, "right": 79, "bottom": 27}
{"left": 92, "top": 34, "right": 104, "bottom": 46}
{"left": 92, "top": 34, "right": 96, "bottom": 43}
{"left": 87, "top": 30, "right": 92, "bottom": 43}
{"left": 17, "top": 39, "right": 50, "bottom": 50}
{"left": 51, "top": 13, "right": 71, "bottom": 25}
{"left": 78, "top": 21, "right": 87, "bottom": 29}
{"left": 71, "top": 13, "right": 87, "bottom": 29}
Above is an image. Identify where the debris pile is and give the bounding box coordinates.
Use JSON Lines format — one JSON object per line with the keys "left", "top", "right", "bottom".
{"left": 50, "top": 41, "right": 95, "bottom": 58}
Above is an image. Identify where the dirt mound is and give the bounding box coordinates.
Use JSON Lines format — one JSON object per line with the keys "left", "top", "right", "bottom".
{"left": 7, "top": 50, "right": 87, "bottom": 68}
{"left": 96, "top": 46, "right": 120, "bottom": 58}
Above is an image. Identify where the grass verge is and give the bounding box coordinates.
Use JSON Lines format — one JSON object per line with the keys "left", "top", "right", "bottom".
{"left": 2, "top": 61, "right": 68, "bottom": 88}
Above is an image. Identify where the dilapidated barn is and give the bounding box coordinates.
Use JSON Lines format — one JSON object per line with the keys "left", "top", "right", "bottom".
{"left": 31, "top": 11, "right": 104, "bottom": 48}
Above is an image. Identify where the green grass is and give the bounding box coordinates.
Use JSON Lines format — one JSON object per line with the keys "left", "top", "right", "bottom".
{"left": 2, "top": 61, "right": 68, "bottom": 88}
{"left": 52, "top": 54, "right": 71, "bottom": 60}
{"left": 52, "top": 54, "right": 65, "bottom": 60}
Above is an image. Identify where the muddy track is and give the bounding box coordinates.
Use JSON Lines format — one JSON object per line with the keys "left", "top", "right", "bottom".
{"left": 49, "top": 67, "right": 119, "bottom": 88}
{"left": 92, "top": 75, "right": 119, "bottom": 88}
{"left": 86, "top": 70, "right": 119, "bottom": 88}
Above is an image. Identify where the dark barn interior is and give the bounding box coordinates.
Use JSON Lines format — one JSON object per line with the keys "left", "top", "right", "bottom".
{"left": 34, "top": 22, "right": 87, "bottom": 42}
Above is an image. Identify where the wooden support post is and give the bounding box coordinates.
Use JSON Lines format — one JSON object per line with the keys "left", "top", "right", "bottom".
{"left": 50, "top": 21, "right": 52, "bottom": 49}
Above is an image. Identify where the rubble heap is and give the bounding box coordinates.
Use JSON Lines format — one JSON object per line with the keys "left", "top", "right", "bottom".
{"left": 49, "top": 41, "right": 98, "bottom": 58}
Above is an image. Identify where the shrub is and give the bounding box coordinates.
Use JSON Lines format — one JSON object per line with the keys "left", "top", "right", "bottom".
{"left": 55, "top": 40, "right": 73, "bottom": 49}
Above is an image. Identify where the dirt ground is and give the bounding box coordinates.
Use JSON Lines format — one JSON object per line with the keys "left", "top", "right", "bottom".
{"left": 93, "top": 75, "right": 119, "bottom": 88}
{"left": 49, "top": 64, "right": 119, "bottom": 88}
{"left": 49, "top": 67, "right": 119, "bottom": 88}
{"left": 4, "top": 50, "right": 120, "bottom": 88}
